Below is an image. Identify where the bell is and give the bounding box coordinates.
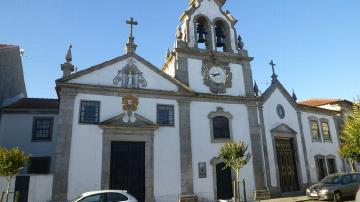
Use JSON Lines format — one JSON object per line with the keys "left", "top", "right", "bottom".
{"left": 216, "top": 36, "right": 224, "bottom": 47}
{"left": 197, "top": 23, "right": 207, "bottom": 43}
{"left": 215, "top": 26, "right": 225, "bottom": 47}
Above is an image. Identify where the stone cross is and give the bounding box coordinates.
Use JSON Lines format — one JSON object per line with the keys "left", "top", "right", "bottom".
{"left": 269, "top": 60, "right": 276, "bottom": 75}
{"left": 126, "top": 17, "right": 138, "bottom": 37}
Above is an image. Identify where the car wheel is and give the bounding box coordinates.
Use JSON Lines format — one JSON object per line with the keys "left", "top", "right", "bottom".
{"left": 333, "top": 191, "right": 342, "bottom": 202}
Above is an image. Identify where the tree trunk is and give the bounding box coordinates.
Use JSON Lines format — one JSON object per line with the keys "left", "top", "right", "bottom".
{"left": 236, "top": 169, "right": 240, "bottom": 202}
{"left": 349, "top": 159, "right": 356, "bottom": 172}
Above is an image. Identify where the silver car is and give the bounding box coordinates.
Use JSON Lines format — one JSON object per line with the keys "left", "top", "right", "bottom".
{"left": 306, "top": 173, "right": 360, "bottom": 201}
{"left": 71, "top": 190, "right": 137, "bottom": 202}
{"left": 355, "top": 185, "right": 360, "bottom": 202}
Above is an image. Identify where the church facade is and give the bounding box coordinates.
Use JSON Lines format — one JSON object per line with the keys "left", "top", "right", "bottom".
{"left": 28, "top": 0, "right": 344, "bottom": 201}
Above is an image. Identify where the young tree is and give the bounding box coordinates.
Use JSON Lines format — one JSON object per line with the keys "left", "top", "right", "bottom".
{"left": 0, "top": 147, "right": 29, "bottom": 202}
{"left": 219, "top": 141, "right": 251, "bottom": 202}
{"left": 339, "top": 99, "right": 360, "bottom": 172}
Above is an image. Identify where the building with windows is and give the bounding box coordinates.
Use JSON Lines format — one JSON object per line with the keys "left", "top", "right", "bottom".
{"left": 0, "top": 0, "right": 352, "bottom": 202}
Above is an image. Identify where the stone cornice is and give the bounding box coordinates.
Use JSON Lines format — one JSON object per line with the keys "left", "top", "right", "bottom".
{"left": 56, "top": 82, "right": 257, "bottom": 104}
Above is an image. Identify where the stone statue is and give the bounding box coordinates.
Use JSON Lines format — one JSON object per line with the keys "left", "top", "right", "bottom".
{"left": 127, "top": 71, "right": 134, "bottom": 88}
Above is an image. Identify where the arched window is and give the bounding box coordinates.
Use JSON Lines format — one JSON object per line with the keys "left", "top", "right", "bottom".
{"left": 213, "top": 19, "right": 232, "bottom": 52}
{"left": 213, "top": 116, "right": 230, "bottom": 139}
{"left": 208, "top": 107, "right": 233, "bottom": 142}
{"left": 194, "top": 15, "right": 212, "bottom": 50}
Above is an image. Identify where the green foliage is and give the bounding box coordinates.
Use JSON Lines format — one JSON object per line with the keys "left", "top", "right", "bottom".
{"left": 219, "top": 141, "right": 251, "bottom": 171}
{"left": 339, "top": 99, "right": 360, "bottom": 171}
{"left": 0, "top": 147, "right": 29, "bottom": 178}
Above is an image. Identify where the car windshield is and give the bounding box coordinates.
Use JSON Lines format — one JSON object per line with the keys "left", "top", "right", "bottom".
{"left": 321, "top": 174, "right": 342, "bottom": 184}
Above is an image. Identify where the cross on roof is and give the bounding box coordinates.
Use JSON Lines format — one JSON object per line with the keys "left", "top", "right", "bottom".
{"left": 126, "top": 17, "right": 138, "bottom": 37}
{"left": 269, "top": 60, "right": 276, "bottom": 75}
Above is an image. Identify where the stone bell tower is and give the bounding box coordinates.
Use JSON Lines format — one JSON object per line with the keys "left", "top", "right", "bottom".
{"left": 162, "top": 0, "right": 268, "bottom": 201}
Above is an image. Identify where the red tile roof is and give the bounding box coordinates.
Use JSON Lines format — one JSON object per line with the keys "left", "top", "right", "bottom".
{"left": 0, "top": 44, "right": 14, "bottom": 48}
{"left": 3, "top": 98, "right": 59, "bottom": 110}
{"left": 298, "top": 99, "right": 340, "bottom": 107}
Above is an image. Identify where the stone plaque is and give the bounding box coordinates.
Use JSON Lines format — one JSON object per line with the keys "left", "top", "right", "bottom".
{"left": 198, "top": 162, "right": 207, "bottom": 178}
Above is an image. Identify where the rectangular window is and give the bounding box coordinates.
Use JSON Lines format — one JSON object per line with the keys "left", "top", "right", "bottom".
{"left": 28, "top": 157, "right": 51, "bottom": 174}
{"left": 316, "top": 157, "right": 327, "bottom": 181}
{"left": 32, "top": 117, "right": 53, "bottom": 141}
{"left": 327, "top": 158, "right": 337, "bottom": 174}
{"left": 311, "top": 120, "right": 320, "bottom": 141}
{"left": 157, "top": 105, "right": 174, "bottom": 126}
{"left": 321, "top": 121, "right": 331, "bottom": 141}
{"left": 79, "top": 101, "right": 100, "bottom": 124}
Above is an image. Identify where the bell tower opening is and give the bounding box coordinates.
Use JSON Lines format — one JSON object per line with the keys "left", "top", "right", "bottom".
{"left": 213, "top": 19, "right": 232, "bottom": 52}
{"left": 194, "top": 15, "right": 213, "bottom": 50}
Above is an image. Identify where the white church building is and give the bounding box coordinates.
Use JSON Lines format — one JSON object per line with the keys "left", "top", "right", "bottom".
{"left": 0, "top": 0, "right": 349, "bottom": 202}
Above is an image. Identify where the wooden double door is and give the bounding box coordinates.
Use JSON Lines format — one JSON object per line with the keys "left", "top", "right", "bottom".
{"left": 110, "top": 141, "right": 145, "bottom": 202}
{"left": 275, "top": 138, "right": 299, "bottom": 193}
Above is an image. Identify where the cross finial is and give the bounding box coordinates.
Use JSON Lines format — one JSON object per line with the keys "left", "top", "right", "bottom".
{"left": 269, "top": 60, "right": 278, "bottom": 81}
{"left": 126, "top": 17, "right": 138, "bottom": 38}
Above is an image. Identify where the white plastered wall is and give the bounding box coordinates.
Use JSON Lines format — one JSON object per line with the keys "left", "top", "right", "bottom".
{"left": 262, "top": 88, "right": 307, "bottom": 187}
{"left": 68, "top": 57, "right": 178, "bottom": 92}
{"left": 301, "top": 111, "right": 343, "bottom": 183}
{"left": 190, "top": 102, "right": 255, "bottom": 201}
{"left": 188, "top": 58, "right": 245, "bottom": 96}
{"left": 67, "top": 94, "right": 181, "bottom": 201}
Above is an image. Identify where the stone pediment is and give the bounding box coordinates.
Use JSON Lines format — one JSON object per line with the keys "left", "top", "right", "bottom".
{"left": 270, "top": 123, "right": 297, "bottom": 134}
{"left": 99, "top": 113, "right": 158, "bottom": 130}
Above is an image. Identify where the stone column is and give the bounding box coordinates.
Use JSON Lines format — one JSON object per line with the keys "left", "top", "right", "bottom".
{"left": 246, "top": 102, "right": 267, "bottom": 190}
{"left": 297, "top": 111, "right": 311, "bottom": 184}
{"left": 258, "top": 106, "right": 271, "bottom": 189}
{"left": 177, "top": 100, "right": 197, "bottom": 202}
{"left": 52, "top": 88, "right": 76, "bottom": 201}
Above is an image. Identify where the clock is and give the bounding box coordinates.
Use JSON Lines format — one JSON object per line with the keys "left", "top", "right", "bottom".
{"left": 209, "top": 66, "right": 226, "bottom": 84}
{"left": 202, "top": 60, "right": 232, "bottom": 94}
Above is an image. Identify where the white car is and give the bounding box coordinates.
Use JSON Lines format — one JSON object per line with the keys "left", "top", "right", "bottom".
{"left": 71, "top": 190, "right": 137, "bottom": 202}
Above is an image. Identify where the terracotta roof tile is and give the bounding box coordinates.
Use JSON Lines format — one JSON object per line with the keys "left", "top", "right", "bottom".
{"left": 298, "top": 99, "right": 340, "bottom": 107}
{"left": 0, "top": 44, "right": 14, "bottom": 48}
{"left": 3, "top": 98, "right": 59, "bottom": 110}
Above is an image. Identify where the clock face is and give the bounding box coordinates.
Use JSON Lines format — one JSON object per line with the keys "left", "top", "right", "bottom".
{"left": 209, "top": 66, "right": 226, "bottom": 84}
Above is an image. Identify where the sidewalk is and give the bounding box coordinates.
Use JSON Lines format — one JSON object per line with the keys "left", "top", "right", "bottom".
{"left": 259, "top": 196, "right": 310, "bottom": 202}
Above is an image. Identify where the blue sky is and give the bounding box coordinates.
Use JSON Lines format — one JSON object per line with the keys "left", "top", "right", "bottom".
{"left": 1, "top": 0, "right": 359, "bottom": 100}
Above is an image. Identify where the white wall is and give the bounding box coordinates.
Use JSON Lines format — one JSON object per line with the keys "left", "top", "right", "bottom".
{"left": 301, "top": 112, "right": 343, "bottom": 183}
{"left": 190, "top": 102, "right": 255, "bottom": 201}
{"left": 0, "top": 175, "right": 52, "bottom": 202}
{"left": 68, "top": 94, "right": 181, "bottom": 201}
{"left": 262, "top": 89, "right": 307, "bottom": 187}
{"left": 69, "top": 57, "right": 178, "bottom": 92}
{"left": 188, "top": 58, "right": 245, "bottom": 96}
{"left": 28, "top": 175, "right": 53, "bottom": 202}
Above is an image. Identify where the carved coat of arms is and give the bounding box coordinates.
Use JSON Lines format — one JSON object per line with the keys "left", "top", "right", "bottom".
{"left": 122, "top": 95, "right": 139, "bottom": 123}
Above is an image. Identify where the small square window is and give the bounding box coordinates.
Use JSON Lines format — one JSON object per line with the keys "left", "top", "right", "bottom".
{"left": 28, "top": 157, "right": 51, "bottom": 174}
{"left": 32, "top": 117, "right": 53, "bottom": 141}
{"left": 79, "top": 101, "right": 100, "bottom": 124}
{"left": 321, "top": 121, "right": 331, "bottom": 141}
{"left": 157, "top": 105, "right": 174, "bottom": 126}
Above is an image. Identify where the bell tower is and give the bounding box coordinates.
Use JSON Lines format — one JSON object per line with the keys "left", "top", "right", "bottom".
{"left": 162, "top": 0, "right": 255, "bottom": 96}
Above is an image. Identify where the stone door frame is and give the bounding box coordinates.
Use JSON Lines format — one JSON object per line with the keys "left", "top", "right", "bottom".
{"left": 101, "top": 127, "right": 155, "bottom": 202}
{"left": 210, "top": 157, "right": 236, "bottom": 201}
{"left": 271, "top": 128, "right": 304, "bottom": 194}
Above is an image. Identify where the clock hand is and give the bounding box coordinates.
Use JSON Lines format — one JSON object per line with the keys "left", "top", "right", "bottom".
{"left": 211, "top": 73, "right": 220, "bottom": 77}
